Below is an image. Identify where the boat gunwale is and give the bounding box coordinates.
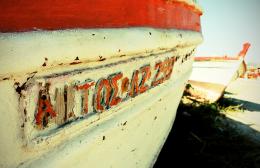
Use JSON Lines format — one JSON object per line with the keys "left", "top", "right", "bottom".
{"left": 0, "top": 0, "right": 202, "bottom": 33}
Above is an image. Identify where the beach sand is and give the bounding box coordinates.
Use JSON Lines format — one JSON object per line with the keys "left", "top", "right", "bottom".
{"left": 224, "top": 78, "right": 260, "bottom": 134}
{"left": 154, "top": 78, "right": 260, "bottom": 168}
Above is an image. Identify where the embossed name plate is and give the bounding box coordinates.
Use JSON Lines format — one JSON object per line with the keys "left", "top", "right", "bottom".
{"left": 21, "top": 52, "right": 182, "bottom": 140}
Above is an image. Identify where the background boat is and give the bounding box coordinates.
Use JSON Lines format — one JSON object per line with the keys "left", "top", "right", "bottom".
{"left": 187, "top": 43, "right": 251, "bottom": 103}
{"left": 0, "top": 0, "right": 203, "bottom": 167}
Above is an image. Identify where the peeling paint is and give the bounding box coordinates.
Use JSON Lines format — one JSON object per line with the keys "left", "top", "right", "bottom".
{"left": 14, "top": 49, "right": 194, "bottom": 144}
{"left": 14, "top": 73, "right": 36, "bottom": 98}
{"left": 98, "top": 56, "right": 106, "bottom": 61}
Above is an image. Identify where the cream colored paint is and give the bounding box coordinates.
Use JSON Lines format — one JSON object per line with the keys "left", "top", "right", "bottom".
{"left": 0, "top": 28, "right": 202, "bottom": 78}
{"left": 189, "top": 58, "right": 244, "bottom": 86}
{"left": 21, "top": 49, "right": 194, "bottom": 145}
{"left": 21, "top": 64, "right": 192, "bottom": 168}
{"left": 188, "top": 58, "right": 244, "bottom": 102}
{"left": 0, "top": 27, "right": 202, "bottom": 168}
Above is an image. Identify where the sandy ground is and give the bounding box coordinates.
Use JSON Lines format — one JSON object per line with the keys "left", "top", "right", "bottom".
{"left": 154, "top": 78, "right": 260, "bottom": 168}
{"left": 224, "top": 78, "right": 260, "bottom": 134}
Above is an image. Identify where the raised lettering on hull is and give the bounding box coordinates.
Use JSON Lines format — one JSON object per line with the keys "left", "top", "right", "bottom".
{"left": 34, "top": 56, "right": 176, "bottom": 128}
{"left": 19, "top": 47, "right": 200, "bottom": 143}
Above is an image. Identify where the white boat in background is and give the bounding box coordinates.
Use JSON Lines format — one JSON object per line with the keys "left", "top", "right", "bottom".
{"left": 187, "top": 43, "right": 251, "bottom": 103}
{"left": 0, "top": 0, "right": 203, "bottom": 167}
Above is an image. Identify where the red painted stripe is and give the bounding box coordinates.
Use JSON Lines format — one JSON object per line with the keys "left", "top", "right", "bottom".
{"left": 194, "top": 56, "right": 240, "bottom": 61}
{"left": 0, "top": 0, "right": 201, "bottom": 32}
{"left": 195, "top": 43, "right": 251, "bottom": 62}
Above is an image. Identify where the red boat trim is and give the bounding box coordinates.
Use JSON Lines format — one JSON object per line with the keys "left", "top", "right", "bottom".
{"left": 194, "top": 56, "right": 240, "bottom": 61}
{"left": 195, "top": 43, "right": 251, "bottom": 62}
{"left": 0, "top": 0, "right": 201, "bottom": 32}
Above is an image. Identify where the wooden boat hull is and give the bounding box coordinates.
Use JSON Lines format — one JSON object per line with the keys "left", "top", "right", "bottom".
{"left": 187, "top": 43, "right": 250, "bottom": 103}
{"left": 0, "top": 1, "right": 203, "bottom": 167}
{"left": 0, "top": 29, "right": 200, "bottom": 167}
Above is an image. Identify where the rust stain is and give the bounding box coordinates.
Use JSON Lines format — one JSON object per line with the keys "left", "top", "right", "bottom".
{"left": 15, "top": 73, "right": 36, "bottom": 97}
{"left": 2, "top": 77, "right": 9, "bottom": 80}
{"left": 70, "top": 56, "right": 82, "bottom": 65}
{"left": 70, "top": 61, "right": 82, "bottom": 65}
{"left": 98, "top": 56, "right": 106, "bottom": 61}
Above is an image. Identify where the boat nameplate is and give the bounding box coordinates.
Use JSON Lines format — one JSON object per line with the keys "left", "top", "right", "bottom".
{"left": 19, "top": 53, "right": 183, "bottom": 142}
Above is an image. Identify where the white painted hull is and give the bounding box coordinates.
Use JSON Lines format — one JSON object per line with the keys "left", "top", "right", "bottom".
{"left": 190, "top": 59, "right": 244, "bottom": 86}
{"left": 0, "top": 28, "right": 202, "bottom": 168}
{"left": 188, "top": 58, "right": 245, "bottom": 102}
{"left": 18, "top": 65, "right": 191, "bottom": 168}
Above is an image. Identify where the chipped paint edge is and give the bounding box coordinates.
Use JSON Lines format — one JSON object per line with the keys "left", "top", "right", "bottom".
{"left": 0, "top": 28, "right": 203, "bottom": 78}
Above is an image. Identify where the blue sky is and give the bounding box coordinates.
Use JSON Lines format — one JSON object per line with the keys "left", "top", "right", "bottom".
{"left": 196, "top": 0, "right": 260, "bottom": 64}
